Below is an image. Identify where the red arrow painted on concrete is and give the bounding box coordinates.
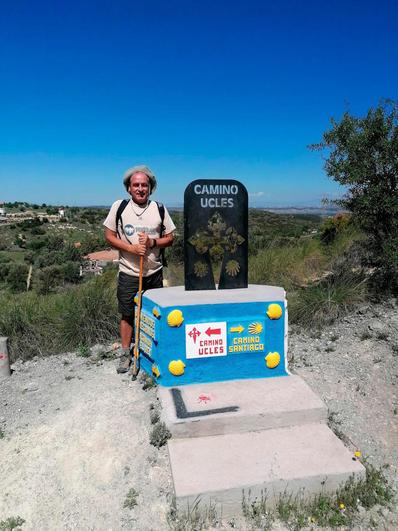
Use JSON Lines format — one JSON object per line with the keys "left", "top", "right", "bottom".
{"left": 205, "top": 327, "right": 221, "bottom": 336}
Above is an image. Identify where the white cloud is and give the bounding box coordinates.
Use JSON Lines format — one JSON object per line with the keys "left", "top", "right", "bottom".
{"left": 249, "top": 191, "right": 265, "bottom": 198}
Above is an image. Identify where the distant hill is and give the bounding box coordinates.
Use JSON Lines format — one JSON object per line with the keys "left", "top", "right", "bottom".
{"left": 89, "top": 205, "right": 344, "bottom": 217}
{"left": 261, "top": 206, "right": 345, "bottom": 217}
{"left": 2, "top": 202, "right": 345, "bottom": 218}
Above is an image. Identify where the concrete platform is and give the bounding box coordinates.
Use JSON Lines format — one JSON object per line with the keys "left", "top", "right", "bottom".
{"left": 144, "top": 284, "right": 285, "bottom": 306}
{"left": 168, "top": 423, "right": 365, "bottom": 516}
{"left": 159, "top": 376, "right": 327, "bottom": 438}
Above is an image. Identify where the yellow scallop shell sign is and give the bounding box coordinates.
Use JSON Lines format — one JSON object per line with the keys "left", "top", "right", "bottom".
{"left": 152, "top": 365, "right": 160, "bottom": 378}
{"left": 266, "top": 303, "right": 283, "bottom": 320}
{"left": 265, "top": 352, "right": 280, "bottom": 369}
{"left": 168, "top": 360, "right": 185, "bottom": 376}
{"left": 152, "top": 307, "right": 161, "bottom": 318}
{"left": 167, "top": 309, "right": 184, "bottom": 327}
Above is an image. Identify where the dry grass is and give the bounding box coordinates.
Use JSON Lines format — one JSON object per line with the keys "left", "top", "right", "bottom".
{"left": 0, "top": 270, "right": 119, "bottom": 361}
{"left": 249, "top": 238, "right": 327, "bottom": 289}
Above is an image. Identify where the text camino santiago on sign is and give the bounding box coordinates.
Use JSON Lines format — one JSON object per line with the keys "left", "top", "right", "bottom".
{"left": 184, "top": 179, "right": 248, "bottom": 290}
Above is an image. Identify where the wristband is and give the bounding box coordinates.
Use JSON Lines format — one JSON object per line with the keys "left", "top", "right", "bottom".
{"left": 150, "top": 238, "right": 157, "bottom": 249}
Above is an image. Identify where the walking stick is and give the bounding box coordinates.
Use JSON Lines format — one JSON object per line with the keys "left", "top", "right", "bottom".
{"left": 131, "top": 255, "right": 144, "bottom": 380}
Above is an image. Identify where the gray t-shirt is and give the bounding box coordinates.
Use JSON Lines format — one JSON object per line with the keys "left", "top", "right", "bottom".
{"left": 103, "top": 199, "right": 176, "bottom": 277}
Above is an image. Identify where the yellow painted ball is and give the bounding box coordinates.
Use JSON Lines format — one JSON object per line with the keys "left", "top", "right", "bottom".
{"left": 265, "top": 352, "right": 281, "bottom": 369}
{"left": 168, "top": 360, "right": 185, "bottom": 376}
{"left": 266, "top": 303, "right": 283, "bottom": 320}
{"left": 167, "top": 309, "right": 184, "bottom": 327}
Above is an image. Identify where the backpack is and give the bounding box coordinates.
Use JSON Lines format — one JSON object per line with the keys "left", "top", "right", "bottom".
{"left": 115, "top": 199, "right": 168, "bottom": 267}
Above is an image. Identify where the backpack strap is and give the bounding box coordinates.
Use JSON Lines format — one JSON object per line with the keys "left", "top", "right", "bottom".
{"left": 155, "top": 201, "right": 168, "bottom": 267}
{"left": 156, "top": 202, "right": 166, "bottom": 236}
{"left": 115, "top": 199, "right": 129, "bottom": 239}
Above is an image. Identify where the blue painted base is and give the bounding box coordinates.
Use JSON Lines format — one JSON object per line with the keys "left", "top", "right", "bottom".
{"left": 136, "top": 285, "right": 288, "bottom": 387}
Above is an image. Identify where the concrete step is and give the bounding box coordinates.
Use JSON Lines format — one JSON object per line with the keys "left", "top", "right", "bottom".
{"left": 168, "top": 423, "right": 365, "bottom": 517}
{"left": 159, "top": 375, "right": 327, "bottom": 438}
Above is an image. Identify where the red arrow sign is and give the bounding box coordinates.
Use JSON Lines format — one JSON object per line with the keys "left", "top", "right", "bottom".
{"left": 205, "top": 327, "right": 221, "bottom": 336}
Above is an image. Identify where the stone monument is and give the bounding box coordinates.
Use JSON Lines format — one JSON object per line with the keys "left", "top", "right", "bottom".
{"left": 135, "top": 180, "right": 365, "bottom": 516}
{"left": 135, "top": 179, "right": 288, "bottom": 386}
{"left": 184, "top": 180, "right": 248, "bottom": 290}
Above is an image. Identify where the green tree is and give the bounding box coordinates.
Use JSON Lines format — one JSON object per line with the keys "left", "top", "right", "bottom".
{"left": 27, "top": 238, "right": 47, "bottom": 251}
{"left": 62, "top": 243, "right": 82, "bottom": 262}
{"left": 35, "top": 265, "right": 62, "bottom": 294}
{"left": 45, "top": 234, "right": 64, "bottom": 251}
{"left": 61, "top": 261, "right": 81, "bottom": 283}
{"left": 312, "top": 100, "right": 398, "bottom": 293}
{"left": 79, "top": 233, "right": 106, "bottom": 254}
{"left": 31, "top": 226, "right": 46, "bottom": 235}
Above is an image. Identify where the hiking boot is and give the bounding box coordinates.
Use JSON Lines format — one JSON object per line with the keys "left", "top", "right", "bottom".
{"left": 116, "top": 350, "right": 132, "bottom": 374}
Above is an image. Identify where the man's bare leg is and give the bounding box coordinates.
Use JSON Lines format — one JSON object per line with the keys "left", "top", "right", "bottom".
{"left": 120, "top": 315, "right": 134, "bottom": 349}
{"left": 117, "top": 315, "right": 134, "bottom": 373}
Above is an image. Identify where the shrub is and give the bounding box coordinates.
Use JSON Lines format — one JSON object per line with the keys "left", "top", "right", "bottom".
{"left": 77, "top": 343, "right": 90, "bottom": 357}
{"left": 0, "top": 263, "right": 11, "bottom": 282}
{"left": 61, "top": 261, "right": 81, "bottom": 283}
{"left": 61, "top": 244, "right": 82, "bottom": 262}
{"left": 26, "top": 238, "right": 46, "bottom": 251}
{"left": 0, "top": 516, "right": 25, "bottom": 531}
{"left": 150, "top": 422, "right": 171, "bottom": 448}
{"left": 24, "top": 251, "right": 34, "bottom": 265}
{"left": 139, "top": 372, "right": 156, "bottom": 390}
{"left": 123, "top": 488, "right": 139, "bottom": 509}
{"left": 319, "top": 213, "right": 351, "bottom": 245}
{"left": 60, "top": 271, "right": 118, "bottom": 350}
{"left": 289, "top": 273, "right": 367, "bottom": 328}
{"left": 149, "top": 408, "right": 160, "bottom": 425}
{"left": 0, "top": 270, "right": 119, "bottom": 361}
{"left": 35, "top": 265, "right": 63, "bottom": 294}
{"left": 45, "top": 234, "right": 64, "bottom": 251}
{"left": 31, "top": 226, "right": 45, "bottom": 236}
{"left": 6, "top": 264, "right": 28, "bottom": 292}
{"left": 34, "top": 262, "right": 81, "bottom": 293}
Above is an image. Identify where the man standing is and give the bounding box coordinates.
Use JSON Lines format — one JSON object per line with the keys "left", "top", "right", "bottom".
{"left": 104, "top": 165, "right": 175, "bottom": 373}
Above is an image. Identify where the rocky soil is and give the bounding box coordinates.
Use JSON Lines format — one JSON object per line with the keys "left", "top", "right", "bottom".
{"left": 0, "top": 300, "right": 397, "bottom": 530}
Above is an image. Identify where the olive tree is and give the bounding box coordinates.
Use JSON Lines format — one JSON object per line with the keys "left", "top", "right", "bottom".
{"left": 311, "top": 100, "right": 398, "bottom": 293}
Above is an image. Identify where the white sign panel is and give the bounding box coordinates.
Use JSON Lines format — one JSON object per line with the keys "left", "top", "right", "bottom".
{"left": 185, "top": 321, "right": 227, "bottom": 359}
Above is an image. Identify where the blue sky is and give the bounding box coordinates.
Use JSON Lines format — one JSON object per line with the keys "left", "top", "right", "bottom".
{"left": 0, "top": 0, "right": 397, "bottom": 207}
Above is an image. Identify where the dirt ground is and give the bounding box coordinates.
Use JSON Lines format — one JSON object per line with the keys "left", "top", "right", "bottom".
{"left": 0, "top": 351, "right": 172, "bottom": 530}
{"left": 0, "top": 299, "right": 397, "bottom": 530}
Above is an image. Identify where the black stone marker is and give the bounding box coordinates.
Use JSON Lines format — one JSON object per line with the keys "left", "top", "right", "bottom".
{"left": 184, "top": 179, "right": 248, "bottom": 290}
